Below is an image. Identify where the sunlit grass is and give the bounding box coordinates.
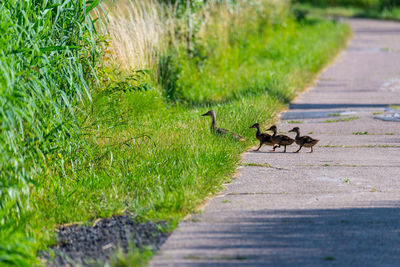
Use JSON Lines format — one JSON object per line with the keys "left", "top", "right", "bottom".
{"left": 322, "top": 116, "right": 360, "bottom": 123}
{"left": 293, "top": 2, "right": 400, "bottom": 21}
{"left": 0, "top": 0, "right": 101, "bottom": 265}
{"left": 31, "top": 17, "right": 350, "bottom": 230}
{"left": 2, "top": 1, "right": 351, "bottom": 264}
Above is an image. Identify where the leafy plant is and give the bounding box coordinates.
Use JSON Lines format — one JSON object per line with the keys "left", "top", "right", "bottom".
{"left": 0, "top": 0, "right": 102, "bottom": 264}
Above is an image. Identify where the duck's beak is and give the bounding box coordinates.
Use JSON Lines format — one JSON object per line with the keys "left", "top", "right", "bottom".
{"left": 288, "top": 129, "right": 294, "bottom": 133}
{"left": 202, "top": 113, "right": 208, "bottom": 116}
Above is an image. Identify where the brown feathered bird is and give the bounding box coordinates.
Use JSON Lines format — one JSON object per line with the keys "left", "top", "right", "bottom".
{"left": 266, "top": 125, "right": 295, "bottom": 153}
{"left": 267, "top": 125, "right": 294, "bottom": 153}
{"left": 202, "top": 110, "right": 244, "bottom": 141}
{"left": 250, "top": 123, "right": 274, "bottom": 151}
{"left": 288, "top": 127, "right": 319, "bottom": 153}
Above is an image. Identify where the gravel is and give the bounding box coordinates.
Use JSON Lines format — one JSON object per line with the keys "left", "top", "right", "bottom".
{"left": 43, "top": 214, "right": 169, "bottom": 266}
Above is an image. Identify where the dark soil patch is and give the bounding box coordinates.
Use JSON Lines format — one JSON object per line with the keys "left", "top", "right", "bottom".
{"left": 43, "top": 214, "right": 169, "bottom": 266}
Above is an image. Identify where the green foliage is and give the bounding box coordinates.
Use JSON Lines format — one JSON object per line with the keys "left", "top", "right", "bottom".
{"left": 30, "top": 14, "right": 349, "bottom": 243}
{"left": 158, "top": 54, "right": 181, "bottom": 101}
{"left": 1, "top": 0, "right": 350, "bottom": 264}
{"left": 293, "top": 2, "right": 400, "bottom": 20}
{"left": 111, "top": 246, "right": 153, "bottom": 267}
{"left": 162, "top": 18, "right": 349, "bottom": 106}
{"left": 294, "top": 0, "right": 400, "bottom": 9}
{"left": 0, "top": 0, "right": 101, "bottom": 264}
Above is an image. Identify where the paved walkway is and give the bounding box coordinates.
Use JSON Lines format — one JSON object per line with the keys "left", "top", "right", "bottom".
{"left": 150, "top": 19, "right": 400, "bottom": 266}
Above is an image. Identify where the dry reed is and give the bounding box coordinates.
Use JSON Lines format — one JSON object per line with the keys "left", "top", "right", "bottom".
{"left": 102, "top": 0, "right": 287, "bottom": 71}
{"left": 102, "top": 0, "right": 165, "bottom": 71}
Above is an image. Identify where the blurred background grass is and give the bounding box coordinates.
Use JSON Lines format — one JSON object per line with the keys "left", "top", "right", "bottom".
{"left": 293, "top": 0, "right": 400, "bottom": 20}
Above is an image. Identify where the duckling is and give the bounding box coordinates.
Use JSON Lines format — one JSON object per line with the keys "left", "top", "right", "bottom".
{"left": 288, "top": 127, "right": 319, "bottom": 153}
{"left": 266, "top": 125, "right": 295, "bottom": 153}
{"left": 249, "top": 123, "right": 274, "bottom": 151}
{"left": 202, "top": 110, "right": 244, "bottom": 141}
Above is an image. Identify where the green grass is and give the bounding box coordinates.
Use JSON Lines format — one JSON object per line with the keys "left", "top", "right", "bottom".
{"left": 2, "top": 1, "right": 351, "bottom": 264}
{"left": 294, "top": 2, "right": 400, "bottom": 21}
{"left": 353, "top": 131, "right": 369, "bottom": 135}
{"left": 389, "top": 105, "right": 400, "bottom": 110}
{"left": 111, "top": 246, "right": 153, "bottom": 267}
{"left": 353, "top": 131, "right": 395, "bottom": 135}
{"left": 0, "top": 0, "right": 101, "bottom": 265}
{"left": 324, "top": 256, "right": 335, "bottom": 261}
{"left": 242, "top": 163, "right": 274, "bottom": 168}
{"left": 322, "top": 116, "right": 360, "bottom": 123}
{"left": 172, "top": 19, "right": 349, "bottom": 106}
{"left": 30, "top": 17, "right": 350, "bottom": 229}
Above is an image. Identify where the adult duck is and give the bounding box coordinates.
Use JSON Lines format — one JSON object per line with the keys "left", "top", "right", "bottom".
{"left": 202, "top": 110, "right": 244, "bottom": 141}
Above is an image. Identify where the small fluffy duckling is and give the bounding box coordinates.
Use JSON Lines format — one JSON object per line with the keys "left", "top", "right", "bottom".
{"left": 288, "top": 127, "right": 319, "bottom": 153}
{"left": 250, "top": 123, "right": 274, "bottom": 151}
{"left": 202, "top": 110, "right": 244, "bottom": 141}
{"left": 266, "top": 125, "right": 295, "bottom": 153}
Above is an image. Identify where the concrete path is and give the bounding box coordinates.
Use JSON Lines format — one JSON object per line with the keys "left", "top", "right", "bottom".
{"left": 150, "top": 19, "right": 400, "bottom": 266}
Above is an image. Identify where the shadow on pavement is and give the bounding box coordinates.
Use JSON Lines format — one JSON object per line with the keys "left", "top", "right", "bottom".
{"left": 289, "top": 103, "right": 395, "bottom": 109}
{"left": 177, "top": 205, "right": 400, "bottom": 266}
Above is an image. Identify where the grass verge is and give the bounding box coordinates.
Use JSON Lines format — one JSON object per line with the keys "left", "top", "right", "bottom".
{"left": 293, "top": 3, "right": 400, "bottom": 21}
{"left": 23, "top": 2, "right": 351, "bottom": 265}
{"left": 32, "top": 15, "right": 350, "bottom": 250}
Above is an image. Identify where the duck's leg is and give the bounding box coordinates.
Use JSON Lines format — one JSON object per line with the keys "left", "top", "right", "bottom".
{"left": 283, "top": 145, "right": 287, "bottom": 153}
{"left": 255, "top": 142, "right": 262, "bottom": 151}
{"left": 273, "top": 144, "right": 280, "bottom": 151}
{"left": 295, "top": 146, "right": 302, "bottom": 153}
{"left": 309, "top": 146, "right": 314, "bottom": 153}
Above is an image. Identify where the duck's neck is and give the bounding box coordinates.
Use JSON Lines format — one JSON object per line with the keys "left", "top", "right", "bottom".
{"left": 255, "top": 126, "right": 261, "bottom": 136}
{"left": 271, "top": 128, "right": 277, "bottom": 137}
{"left": 210, "top": 114, "right": 217, "bottom": 130}
{"left": 294, "top": 130, "right": 300, "bottom": 140}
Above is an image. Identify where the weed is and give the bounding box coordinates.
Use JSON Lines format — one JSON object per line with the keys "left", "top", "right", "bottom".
{"left": 324, "top": 256, "right": 335, "bottom": 261}
{"left": 322, "top": 164, "right": 358, "bottom": 167}
{"left": 184, "top": 255, "right": 248, "bottom": 261}
{"left": 353, "top": 131, "right": 368, "bottom": 135}
{"left": 353, "top": 131, "right": 394, "bottom": 135}
{"left": 184, "top": 255, "right": 203, "bottom": 260}
{"left": 111, "top": 246, "right": 153, "bottom": 267}
{"left": 322, "top": 117, "right": 360, "bottom": 123}
{"left": 321, "top": 144, "right": 400, "bottom": 148}
{"left": 288, "top": 120, "right": 304, "bottom": 124}
{"left": 243, "top": 163, "right": 274, "bottom": 168}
